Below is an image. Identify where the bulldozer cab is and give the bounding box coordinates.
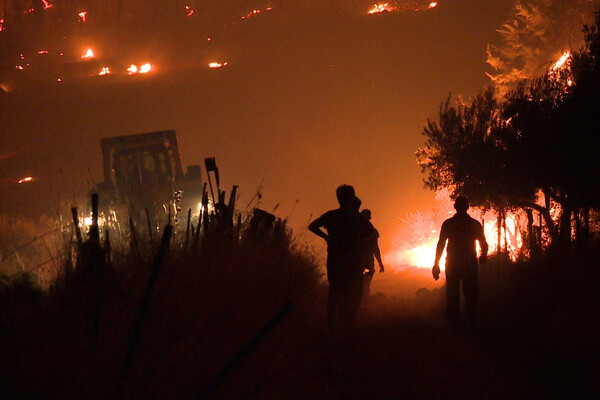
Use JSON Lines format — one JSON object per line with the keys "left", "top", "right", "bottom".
{"left": 101, "top": 130, "right": 184, "bottom": 206}
{"left": 112, "top": 145, "right": 172, "bottom": 201}
{"left": 98, "top": 130, "right": 203, "bottom": 229}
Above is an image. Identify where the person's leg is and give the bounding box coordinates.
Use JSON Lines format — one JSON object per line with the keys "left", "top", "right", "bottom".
{"left": 462, "top": 267, "right": 479, "bottom": 330}
{"left": 445, "top": 267, "right": 460, "bottom": 329}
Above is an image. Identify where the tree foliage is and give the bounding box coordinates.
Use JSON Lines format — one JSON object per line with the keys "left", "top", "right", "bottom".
{"left": 418, "top": 10, "right": 600, "bottom": 247}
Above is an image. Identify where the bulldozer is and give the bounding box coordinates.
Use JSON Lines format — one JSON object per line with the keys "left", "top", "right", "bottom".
{"left": 96, "top": 130, "right": 203, "bottom": 228}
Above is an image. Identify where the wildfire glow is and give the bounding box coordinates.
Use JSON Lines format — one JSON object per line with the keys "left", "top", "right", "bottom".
{"left": 139, "top": 62, "right": 153, "bottom": 73}
{"left": 551, "top": 51, "right": 571, "bottom": 72}
{"left": 242, "top": 9, "right": 261, "bottom": 19}
{"left": 385, "top": 190, "right": 524, "bottom": 271}
{"left": 98, "top": 67, "right": 111, "bottom": 76}
{"left": 209, "top": 61, "right": 228, "bottom": 69}
{"left": 78, "top": 11, "right": 88, "bottom": 23}
{"left": 81, "top": 48, "right": 95, "bottom": 60}
{"left": 369, "top": 3, "right": 395, "bottom": 14}
{"left": 17, "top": 176, "right": 34, "bottom": 184}
{"left": 127, "top": 63, "right": 153, "bottom": 75}
{"left": 368, "top": 1, "right": 439, "bottom": 15}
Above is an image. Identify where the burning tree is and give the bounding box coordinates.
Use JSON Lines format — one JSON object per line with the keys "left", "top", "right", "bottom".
{"left": 418, "top": 10, "right": 600, "bottom": 251}
{"left": 487, "top": 0, "right": 600, "bottom": 97}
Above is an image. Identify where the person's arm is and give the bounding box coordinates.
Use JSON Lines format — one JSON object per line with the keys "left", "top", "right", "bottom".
{"left": 308, "top": 216, "right": 329, "bottom": 243}
{"left": 433, "top": 224, "right": 448, "bottom": 280}
{"left": 478, "top": 223, "right": 488, "bottom": 264}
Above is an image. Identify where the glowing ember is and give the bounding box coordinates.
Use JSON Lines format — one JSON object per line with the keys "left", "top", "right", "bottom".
{"left": 0, "top": 19, "right": 4, "bottom": 32}
{"left": 242, "top": 9, "right": 262, "bottom": 19}
{"left": 139, "top": 62, "right": 153, "bottom": 74}
{"left": 17, "top": 176, "right": 34, "bottom": 184}
{"left": 37, "top": 50, "right": 49, "bottom": 55}
{"left": 369, "top": 3, "right": 395, "bottom": 14}
{"left": 368, "top": 1, "right": 439, "bottom": 15}
{"left": 209, "top": 61, "right": 228, "bottom": 69}
{"left": 81, "top": 48, "right": 95, "bottom": 60}
{"left": 57, "top": 78, "right": 62, "bottom": 82}
{"left": 16, "top": 65, "right": 24, "bottom": 70}
{"left": 98, "top": 67, "right": 111, "bottom": 76}
{"left": 78, "top": 11, "right": 88, "bottom": 23}
{"left": 551, "top": 51, "right": 571, "bottom": 71}
{"left": 41, "top": 0, "right": 53, "bottom": 10}
{"left": 185, "top": 5, "right": 195, "bottom": 17}
{"left": 127, "top": 63, "right": 154, "bottom": 75}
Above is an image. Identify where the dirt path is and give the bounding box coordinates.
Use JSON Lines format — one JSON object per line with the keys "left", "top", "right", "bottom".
{"left": 217, "top": 298, "right": 518, "bottom": 400}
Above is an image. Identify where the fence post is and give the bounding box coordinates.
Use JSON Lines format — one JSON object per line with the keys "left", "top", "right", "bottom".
{"left": 197, "top": 301, "right": 294, "bottom": 399}
{"left": 119, "top": 224, "right": 173, "bottom": 397}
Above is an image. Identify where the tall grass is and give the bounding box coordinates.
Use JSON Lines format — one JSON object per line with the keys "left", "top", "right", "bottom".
{"left": 0, "top": 218, "right": 323, "bottom": 399}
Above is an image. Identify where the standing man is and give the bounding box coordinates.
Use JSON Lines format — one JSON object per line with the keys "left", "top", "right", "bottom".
{"left": 309, "top": 185, "right": 368, "bottom": 332}
{"left": 433, "top": 195, "right": 488, "bottom": 330}
{"left": 360, "top": 209, "right": 384, "bottom": 301}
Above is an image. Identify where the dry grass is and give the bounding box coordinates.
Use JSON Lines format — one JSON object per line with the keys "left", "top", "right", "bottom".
{"left": 0, "top": 218, "right": 599, "bottom": 399}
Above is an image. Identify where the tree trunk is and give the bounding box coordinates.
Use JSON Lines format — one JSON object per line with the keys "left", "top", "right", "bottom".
{"left": 497, "top": 209, "right": 502, "bottom": 254}
{"left": 558, "top": 200, "right": 572, "bottom": 248}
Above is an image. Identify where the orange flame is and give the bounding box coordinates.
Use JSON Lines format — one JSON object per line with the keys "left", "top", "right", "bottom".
{"left": 0, "top": 19, "right": 4, "bottom": 32}
{"left": 369, "top": 3, "right": 395, "bottom": 14}
{"left": 37, "top": 50, "right": 49, "bottom": 55}
{"left": 17, "top": 176, "right": 34, "bottom": 184}
{"left": 139, "top": 62, "right": 153, "bottom": 73}
{"left": 385, "top": 190, "right": 523, "bottom": 271}
{"left": 78, "top": 11, "right": 88, "bottom": 23}
{"left": 127, "top": 63, "right": 154, "bottom": 75}
{"left": 41, "top": 0, "right": 53, "bottom": 10}
{"left": 551, "top": 51, "right": 571, "bottom": 72}
{"left": 81, "top": 48, "right": 95, "bottom": 60}
{"left": 209, "top": 61, "right": 228, "bottom": 68}
{"left": 98, "top": 67, "right": 111, "bottom": 76}
{"left": 185, "top": 5, "right": 195, "bottom": 17}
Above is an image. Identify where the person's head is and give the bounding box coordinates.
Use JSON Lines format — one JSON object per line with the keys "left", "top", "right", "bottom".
{"left": 361, "top": 209, "right": 372, "bottom": 220}
{"left": 350, "top": 196, "right": 362, "bottom": 212}
{"left": 454, "top": 195, "right": 469, "bottom": 213}
{"left": 336, "top": 184, "right": 355, "bottom": 208}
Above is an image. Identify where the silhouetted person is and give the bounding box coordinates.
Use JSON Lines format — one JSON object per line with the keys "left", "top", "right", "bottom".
{"left": 309, "top": 185, "right": 368, "bottom": 332}
{"left": 433, "top": 195, "right": 488, "bottom": 330}
{"left": 360, "top": 209, "right": 385, "bottom": 301}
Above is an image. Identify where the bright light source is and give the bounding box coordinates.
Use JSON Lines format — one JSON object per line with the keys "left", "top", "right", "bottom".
{"left": 209, "top": 61, "right": 228, "bottom": 69}
{"left": 81, "top": 48, "right": 95, "bottom": 60}
{"left": 139, "top": 62, "right": 152, "bottom": 73}
{"left": 78, "top": 11, "right": 88, "bottom": 23}
{"left": 99, "top": 66, "right": 111, "bottom": 76}
{"left": 17, "top": 176, "right": 34, "bottom": 184}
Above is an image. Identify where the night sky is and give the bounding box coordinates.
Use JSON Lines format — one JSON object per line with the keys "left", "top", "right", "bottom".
{"left": 0, "top": 1, "right": 520, "bottom": 258}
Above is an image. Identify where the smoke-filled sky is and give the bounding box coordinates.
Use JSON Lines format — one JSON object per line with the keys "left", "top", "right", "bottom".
{"left": 0, "top": 1, "right": 588, "bottom": 258}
